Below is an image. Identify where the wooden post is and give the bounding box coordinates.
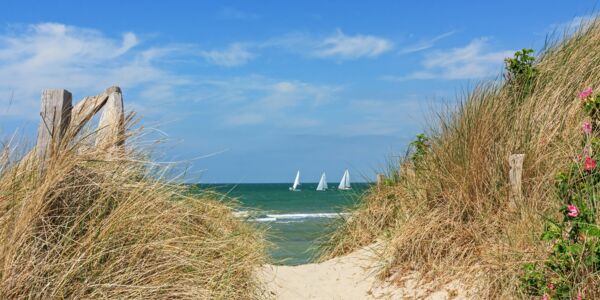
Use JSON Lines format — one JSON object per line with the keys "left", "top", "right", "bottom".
{"left": 36, "top": 89, "right": 72, "bottom": 160}
{"left": 509, "top": 154, "right": 525, "bottom": 208}
{"left": 377, "top": 174, "right": 385, "bottom": 186}
{"left": 69, "top": 93, "right": 109, "bottom": 136}
{"left": 95, "top": 86, "right": 124, "bottom": 150}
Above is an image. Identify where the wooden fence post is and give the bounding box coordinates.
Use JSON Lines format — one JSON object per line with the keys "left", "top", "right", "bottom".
{"left": 377, "top": 174, "right": 385, "bottom": 186}
{"left": 69, "top": 93, "right": 109, "bottom": 135}
{"left": 36, "top": 89, "right": 72, "bottom": 161}
{"left": 95, "top": 86, "right": 124, "bottom": 151}
{"left": 509, "top": 154, "right": 525, "bottom": 209}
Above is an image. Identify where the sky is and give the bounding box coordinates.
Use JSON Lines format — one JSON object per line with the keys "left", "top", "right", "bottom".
{"left": 0, "top": 1, "right": 597, "bottom": 183}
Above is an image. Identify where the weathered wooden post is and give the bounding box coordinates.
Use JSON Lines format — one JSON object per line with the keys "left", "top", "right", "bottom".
{"left": 36, "top": 89, "right": 72, "bottom": 161}
{"left": 95, "top": 86, "right": 124, "bottom": 151}
{"left": 69, "top": 93, "right": 109, "bottom": 135}
{"left": 377, "top": 174, "right": 385, "bottom": 186}
{"left": 509, "top": 154, "right": 525, "bottom": 209}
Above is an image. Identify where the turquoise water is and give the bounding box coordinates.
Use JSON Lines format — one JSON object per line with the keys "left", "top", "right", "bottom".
{"left": 196, "top": 183, "right": 370, "bottom": 265}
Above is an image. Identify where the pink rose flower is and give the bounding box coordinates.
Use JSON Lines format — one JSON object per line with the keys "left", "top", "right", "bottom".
{"left": 582, "top": 121, "right": 592, "bottom": 135}
{"left": 580, "top": 87, "right": 593, "bottom": 99}
{"left": 567, "top": 204, "right": 579, "bottom": 218}
{"left": 584, "top": 156, "right": 596, "bottom": 171}
{"left": 542, "top": 294, "right": 549, "bottom": 300}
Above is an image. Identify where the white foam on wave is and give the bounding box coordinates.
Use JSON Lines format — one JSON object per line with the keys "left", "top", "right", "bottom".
{"left": 247, "top": 212, "right": 351, "bottom": 222}
{"left": 232, "top": 211, "right": 250, "bottom": 218}
{"left": 252, "top": 217, "right": 277, "bottom": 222}
{"left": 267, "top": 213, "right": 350, "bottom": 219}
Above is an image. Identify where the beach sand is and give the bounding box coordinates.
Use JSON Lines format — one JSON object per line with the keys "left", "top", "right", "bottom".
{"left": 260, "top": 244, "right": 470, "bottom": 299}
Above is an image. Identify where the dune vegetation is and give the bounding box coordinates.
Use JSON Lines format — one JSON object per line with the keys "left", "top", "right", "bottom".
{"left": 0, "top": 114, "right": 267, "bottom": 298}
{"left": 322, "top": 19, "right": 600, "bottom": 298}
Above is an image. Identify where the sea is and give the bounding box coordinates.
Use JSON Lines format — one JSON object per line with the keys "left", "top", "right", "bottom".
{"left": 195, "top": 183, "right": 371, "bottom": 265}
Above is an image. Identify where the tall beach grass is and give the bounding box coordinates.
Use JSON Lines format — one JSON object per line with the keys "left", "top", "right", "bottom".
{"left": 0, "top": 116, "right": 267, "bottom": 299}
{"left": 322, "top": 18, "right": 600, "bottom": 298}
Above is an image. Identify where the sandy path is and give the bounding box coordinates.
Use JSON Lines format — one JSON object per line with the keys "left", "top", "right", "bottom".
{"left": 260, "top": 244, "right": 399, "bottom": 299}
{"left": 260, "top": 244, "right": 469, "bottom": 299}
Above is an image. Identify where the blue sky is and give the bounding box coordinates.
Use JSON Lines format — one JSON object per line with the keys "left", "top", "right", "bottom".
{"left": 0, "top": 1, "right": 596, "bottom": 183}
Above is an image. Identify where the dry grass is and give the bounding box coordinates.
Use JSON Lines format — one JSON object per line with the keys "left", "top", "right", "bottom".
{"left": 322, "top": 19, "right": 600, "bottom": 298}
{"left": 0, "top": 118, "right": 267, "bottom": 299}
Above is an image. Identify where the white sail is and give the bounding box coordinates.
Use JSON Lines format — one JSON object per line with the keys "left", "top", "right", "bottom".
{"left": 290, "top": 170, "right": 301, "bottom": 191}
{"left": 338, "top": 169, "right": 351, "bottom": 190}
{"left": 316, "top": 173, "right": 328, "bottom": 191}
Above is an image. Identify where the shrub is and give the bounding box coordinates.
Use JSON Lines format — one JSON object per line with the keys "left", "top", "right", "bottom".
{"left": 409, "top": 133, "right": 430, "bottom": 166}
{"left": 505, "top": 48, "right": 538, "bottom": 100}
{"left": 520, "top": 88, "right": 600, "bottom": 299}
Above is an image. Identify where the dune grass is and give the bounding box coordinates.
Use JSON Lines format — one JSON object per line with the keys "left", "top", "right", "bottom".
{"left": 321, "top": 19, "right": 600, "bottom": 298}
{"left": 0, "top": 119, "right": 267, "bottom": 299}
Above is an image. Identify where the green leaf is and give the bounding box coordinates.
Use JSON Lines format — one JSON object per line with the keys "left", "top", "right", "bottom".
{"left": 582, "top": 223, "right": 600, "bottom": 237}
{"left": 541, "top": 221, "right": 561, "bottom": 241}
{"left": 568, "top": 243, "right": 584, "bottom": 255}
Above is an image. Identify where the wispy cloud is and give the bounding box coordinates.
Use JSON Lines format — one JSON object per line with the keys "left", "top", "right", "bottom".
{"left": 200, "top": 43, "right": 254, "bottom": 67}
{"left": 203, "top": 76, "right": 342, "bottom": 127}
{"left": 263, "top": 30, "right": 393, "bottom": 60}
{"left": 0, "top": 23, "right": 189, "bottom": 117}
{"left": 398, "top": 30, "right": 456, "bottom": 55}
{"left": 0, "top": 21, "right": 403, "bottom": 138}
{"left": 0, "top": 22, "right": 346, "bottom": 130}
{"left": 216, "top": 6, "right": 260, "bottom": 20}
{"left": 384, "top": 38, "right": 513, "bottom": 81}
{"left": 312, "top": 30, "right": 393, "bottom": 59}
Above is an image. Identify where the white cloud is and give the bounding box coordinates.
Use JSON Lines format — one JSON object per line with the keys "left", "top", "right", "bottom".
{"left": 313, "top": 30, "right": 392, "bottom": 59}
{"left": 385, "top": 38, "right": 513, "bottom": 81}
{"left": 398, "top": 30, "right": 456, "bottom": 55}
{"left": 200, "top": 43, "right": 253, "bottom": 67}
{"left": 0, "top": 23, "right": 139, "bottom": 66}
{"left": 0, "top": 23, "right": 181, "bottom": 117}
{"left": 0, "top": 22, "right": 345, "bottom": 131}
{"left": 262, "top": 30, "right": 392, "bottom": 60}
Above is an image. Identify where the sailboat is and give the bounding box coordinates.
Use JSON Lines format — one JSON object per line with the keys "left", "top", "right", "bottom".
{"left": 338, "top": 169, "right": 351, "bottom": 190}
{"left": 289, "top": 170, "right": 301, "bottom": 191}
{"left": 316, "top": 173, "right": 328, "bottom": 191}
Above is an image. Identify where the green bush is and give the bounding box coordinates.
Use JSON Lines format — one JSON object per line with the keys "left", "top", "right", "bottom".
{"left": 505, "top": 48, "right": 537, "bottom": 99}
{"left": 520, "top": 87, "right": 600, "bottom": 300}
{"left": 409, "top": 133, "right": 429, "bottom": 166}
